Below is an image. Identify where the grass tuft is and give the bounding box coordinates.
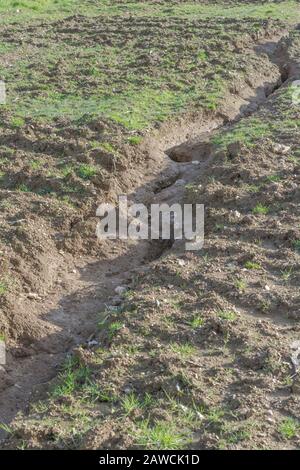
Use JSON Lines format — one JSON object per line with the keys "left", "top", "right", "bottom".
{"left": 279, "top": 418, "right": 299, "bottom": 439}
{"left": 136, "top": 419, "right": 190, "bottom": 450}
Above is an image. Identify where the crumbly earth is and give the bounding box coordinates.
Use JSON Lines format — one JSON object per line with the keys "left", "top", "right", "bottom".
{"left": 1, "top": 0, "right": 300, "bottom": 450}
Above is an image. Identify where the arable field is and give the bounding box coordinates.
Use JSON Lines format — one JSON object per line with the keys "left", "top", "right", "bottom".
{"left": 0, "top": 0, "right": 300, "bottom": 450}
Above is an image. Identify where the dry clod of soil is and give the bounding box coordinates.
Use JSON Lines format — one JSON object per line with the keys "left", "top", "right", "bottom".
{"left": 272, "top": 143, "right": 291, "bottom": 154}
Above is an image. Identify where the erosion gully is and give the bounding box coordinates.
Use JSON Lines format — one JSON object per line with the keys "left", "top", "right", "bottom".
{"left": 0, "top": 30, "right": 297, "bottom": 439}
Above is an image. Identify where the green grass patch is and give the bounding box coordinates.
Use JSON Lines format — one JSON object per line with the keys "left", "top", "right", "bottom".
{"left": 265, "top": 174, "right": 282, "bottom": 183}
{"left": 127, "top": 135, "right": 142, "bottom": 146}
{"left": 99, "top": 142, "right": 116, "bottom": 153}
{"left": 2, "top": 7, "right": 288, "bottom": 133}
{"left": 252, "top": 203, "right": 269, "bottom": 215}
{"left": 1, "top": 1, "right": 299, "bottom": 25}
{"left": 0, "top": 281, "right": 8, "bottom": 296}
{"left": 213, "top": 118, "right": 271, "bottom": 149}
{"left": 52, "top": 357, "right": 91, "bottom": 398}
{"left": 235, "top": 279, "right": 247, "bottom": 292}
{"left": 108, "top": 321, "right": 123, "bottom": 340}
{"left": 10, "top": 116, "right": 25, "bottom": 128}
{"left": 170, "top": 342, "right": 196, "bottom": 358}
{"left": 82, "top": 383, "right": 117, "bottom": 404}
{"left": 122, "top": 393, "right": 142, "bottom": 415}
{"left": 135, "top": 419, "right": 190, "bottom": 450}
{"left": 217, "top": 310, "right": 237, "bottom": 321}
{"left": 244, "top": 261, "right": 262, "bottom": 270}
{"left": 189, "top": 315, "right": 204, "bottom": 329}
{"left": 77, "top": 164, "right": 97, "bottom": 180}
{"left": 279, "top": 418, "right": 299, "bottom": 439}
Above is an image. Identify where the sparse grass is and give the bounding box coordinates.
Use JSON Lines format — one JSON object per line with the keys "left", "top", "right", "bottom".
{"left": 206, "top": 407, "right": 225, "bottom": 425}
{"left": 108, "top": 321, "right": 123, "bottom": 340}
{"left": 135, "top": 419, "right": 190, "bottom": 450}
{"left": 0, "top": 1, "right": 299, "bottom": 26}
{"left": 16, "top": 440, "right": 28, "bottom": 450}
{"left": 77, "top": 164, "right": 97, "bottom": 180}
{"left": 2, "top": 2, "right": 296, "bottom": 134}
{"left": 122, "top": 393, "right": 142, "bottom": 415}
{"left": 52, "top": 357, "right": 91, "bottom": 398}
{"left": 244, "top": 261, "right": 261, "bottom": 270}
{"left": 288, "top": 155, "right": 299, "bottom": 164}
{"left": 29, "top": 159, "right": 42, "bottom": 170}
{"left": 279, "top": 418, "right": 299, "bottom": 439}
{"left": 170, "top": 342, "right": 196, "bottom": 358}
{"left": 189, "top": 315, "right": 204, "bottom": 329}
{"left": 31, "top": 401, "right": 49, "bottom": 414}
{"left": 10, "top": 116, "right": 25, "bottom": 128}
{"left": 265, "top": 174, "right": 282, "bottom": 183}
{"left": 17, "top": 183, "right": 30, "bottom": 192}
{"left": 0, "top": 281, "right": 7, "bottom": 296}
{"left": 164, "top": 395, "right": 204, "bottom": 428}
{"left": 197, "top": 50, "right": 208, "bottom": 61}
{"left": 252, "top": 203, "right": 269, "bottom": 215}
{"left": 82, "top": 383, "right": 116, "bottom": 404}
{"left": 214, "top": 223, "right": 225, "bottom": 232}
{"left": 122, "top": 344, "right": 140, "bottom": 355}
{"left": 260, "top": 300, "right": 272, "bottom": 313}
{"left": 244, "top": 183, "right": 261, "bottom": 193}
{"left": 220, "top": 423, "right": 252, "bottom": 445}
{"left": 235, "top": 279, "right": 247, "bottom": 292}
{"left": 217, "top": 310, "right": 237, "bottom": 321}
{"left": 213, "top": 117, "right": 271, "bottom": 149}
{"left": 143, "top": 393, "right": 155, "bottom": 409}
{"left": 293, "top": 240, "right": 300, "bottom": 253}
{"left": 203, "top": 407, "right": 252, "bottom": 448}
{"left": 282, "top": 375, "right": 293, "bottom": 387}
{"left": 61, "top": 165, "right": 73, "bottom": 178}
{"left": 127, "top": 135, "right": 142, "bottom": 146}
{"left": 281, "top": 267, "right": 293, "bottom": 281}
{"left": 0, "top": 422, "right": 13, "bottom": 435}
{"left": 99, "top": 142, "right": 116, "bottom": 154}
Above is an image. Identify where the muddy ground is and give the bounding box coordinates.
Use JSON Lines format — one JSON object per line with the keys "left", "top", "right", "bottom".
{"left": 0, "top": 0, "right": 300, "bottom": 450}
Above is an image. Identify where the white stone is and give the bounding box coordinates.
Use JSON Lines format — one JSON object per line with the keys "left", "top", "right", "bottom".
{"left": 273, "top": 143, "right": 291, "bottom": 155}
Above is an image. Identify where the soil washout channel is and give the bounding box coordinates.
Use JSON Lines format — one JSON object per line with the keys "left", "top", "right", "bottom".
{"left": 0, "top": 29, "right": 297, "bottom": 441}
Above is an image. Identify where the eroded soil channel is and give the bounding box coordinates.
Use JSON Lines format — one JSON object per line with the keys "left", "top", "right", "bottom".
{"left": 0, "top": 30, "right": 297, "bottom": 438}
